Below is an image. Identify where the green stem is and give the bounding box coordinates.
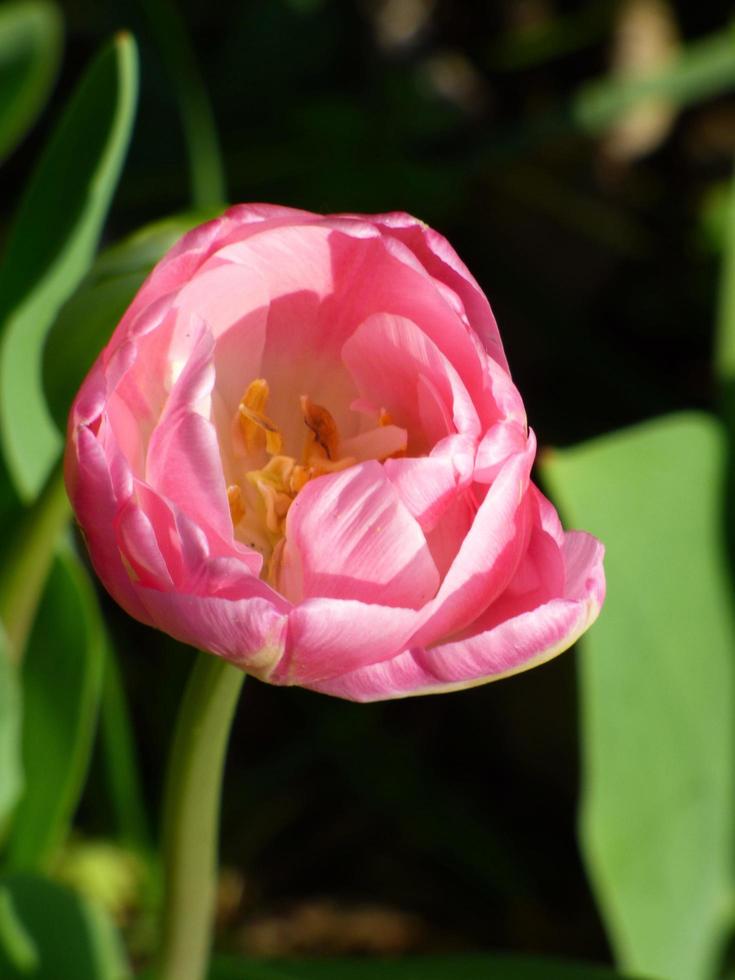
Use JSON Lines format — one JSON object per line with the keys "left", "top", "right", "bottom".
{"left": 157, "top": 652, "right": 245, "bottom": 980}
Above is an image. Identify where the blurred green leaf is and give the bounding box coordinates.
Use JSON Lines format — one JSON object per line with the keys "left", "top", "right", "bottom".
{"left": 43, "top": 209, "right": 219, "bottom": 430}
{"left": 0, "top": 873, "right": 128, "bottom": 978}
{"left": 0, "top": 884, "right": 37, "bottom": 973}
{"left": 0, "top": 465, "right": 68, "bottom": 661}
{"left": 541, "top": 413, "right": 735, "bottom": 980}
{"left": 717, "top": 162, "right": 735, "bottom": 390}
{"left": 0, "top": 0, "right": 62, "bottom": 162}
{"left": 0, "top": 32, "right": 138, "bottom": 502}
{"left": 209, "top": 954, "right": 633, "bottom": 980}
{"left": 573, "top": 26, "right": 735, "bottom": 134}
{"left": 4, "top": 548, "right": 105, "bottom": 871}
{"left": 137, "top": 0, "right": 225, "bottom": 207}
{"left": 0, "top": 629, "right": 22, "bottom": 835}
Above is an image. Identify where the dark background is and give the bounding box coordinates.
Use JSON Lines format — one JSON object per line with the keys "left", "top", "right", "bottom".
{"left": 5, "top": 0, "right": 735, "bottom": 967}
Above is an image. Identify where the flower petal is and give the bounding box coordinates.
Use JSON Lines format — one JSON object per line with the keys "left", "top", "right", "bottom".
{"left": 409, "top": 434, "right": 537, "bottom": 648}
{"left": 134, "top": 587, "right": 288, "bottom": 679}
{"left": 279, "top": 460, "right": 439, "bottom": 609}
{"left": 342, "top": 313, "right": 480, "bottom": 451}
{"left": 309, "top": 523, "right": 605, "bottom": 701}
{"left": 65, "top": 425, "right": 150, "bottom": 624}
{"left": 273, "top": 597, "right": 419, "bottom": 686}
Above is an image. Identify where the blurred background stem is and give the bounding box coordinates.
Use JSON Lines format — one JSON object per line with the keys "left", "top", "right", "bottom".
{"left": 158, "top": 652, "right": 244, "bottom": 980}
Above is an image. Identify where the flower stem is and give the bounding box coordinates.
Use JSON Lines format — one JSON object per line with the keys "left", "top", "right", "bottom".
{"left": 157, "top": 651, "right": 245, "bottom": 980}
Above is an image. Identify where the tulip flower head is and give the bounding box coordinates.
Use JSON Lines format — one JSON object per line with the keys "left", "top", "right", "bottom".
{"left": 66, "top": 205, "right": 604, "bottom": 701}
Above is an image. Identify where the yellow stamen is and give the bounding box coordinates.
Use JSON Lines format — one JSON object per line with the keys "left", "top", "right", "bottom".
{"left": 238, "top": 378, "right": 283, "bottom": 455}
{"left": 378, "top": 407, "right": 393, "bottom": 427}
{"left": 300, "top": 395, "right": 339, "bottom": 461}
{"left": 227, "top": 484, "right": 245, "bottom": 525}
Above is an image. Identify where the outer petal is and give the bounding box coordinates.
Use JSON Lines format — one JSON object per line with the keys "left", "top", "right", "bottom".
{"left": 65, "top": 424, "right": 149, "bottom": 624}
{"left": 273, "top": 598, "right": 420, "bottom": 686}
{"left": 279, "top": 461, "right": 439, "bottom": 609}
{"left": 409, "top": 435, "right": 538, "bottom": 649}
{"left": 310, "top": 527, "right": 605, "bottom": 701}
{"left": 134, "top": 588, "right": 288, "bottom": 679}
{"left": 349, "top": 210, "right": 509, "bottom": 372}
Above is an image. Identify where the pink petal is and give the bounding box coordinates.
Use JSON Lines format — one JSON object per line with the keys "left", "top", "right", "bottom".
{"left": 342, "top": 313, "right": 480, "bottom": 451}
{"left": 115, "top": 499, "right": 174, "bottom": 590}
{"left": 279, "top": 460, "right": 440, "bottom": 609}
{"left": 65, "top": 426, "right": 150, "bottom": 624}
{"left": 309, "top": 522, "right": 605, "bottom": 702}
{"left": 409, "top": 435, "right": 537, "bottom": 648}
{"left": 324, "top": 228, "right": 493, "bottom": 421}
{"left": 134, "top": 587, "right": 288, "bottom": 679}
{"left": 310, "top": 597, "right": 598, "bottom": 702}
{"left": 144, "top": 328, "right": 234, "bottom": 545}
{"left": 358, "top": 210, "right": 509, "bottom": 372}
{"left": 272, "top": 598, "right": 420, "bottom": 686}
{"left": 339, "top": 424, "right": 407, "bottom": 462}
{"left": 383, "top": 434, "right": 474, "bottom": 532}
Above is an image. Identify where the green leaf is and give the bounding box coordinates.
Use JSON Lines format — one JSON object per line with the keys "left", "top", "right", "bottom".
{"left": 0, "top": 32, "right": 138, "bottom": 502}
{"left": 0, "top": 464, "right": 69, "bottom": 661}
{"left": 541, "top": 413, "right": 735, "bottom": 980}
{"left": 0, "top": 0, "right": 62, "bottom": 162}
{"left": 573, "top": 26, "right": 735, "bottom": 134}
{"left": 43, "top": 209, "right": 219, "bottom": 431}
{"left": 209, "top": 954, "right": 633, "bottom": 980}
{"left": 4, "top": 548, "right": 105, "bottom": 871}
{"left": 138, "top": 0, "right": 225, "bottom": 207}
{"left": 0, "top": 629, "right": 22, "bottom": 836}
{"left": 0, "top": 873, "right": 128, "bottom": 979}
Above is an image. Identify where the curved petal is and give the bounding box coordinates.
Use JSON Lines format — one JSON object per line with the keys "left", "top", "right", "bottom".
{"left": 342, "top": 313, "right": 480, "bottom": 451}
{"left": 409, "top": 435, "right": 537, "bottom": 649}
{"left": 273, "top": 597, "right": 420, "bottom": 686}
{"left": 348, "top": 210, "right": 509, "bottom": 372}
{"left": 383, "top": 433, "right": 474, "bottom": 532}
{"left": 279, "top": 460, "right": 439, "bottom": 609}
{"left": 65, "top": 425, "right": 150, "bottom": 624}
{"left": 134, "top": 587, "right": 288, "bottom": 679}
{"left": 310, "top": 526, "right": 605, "bottom": 701}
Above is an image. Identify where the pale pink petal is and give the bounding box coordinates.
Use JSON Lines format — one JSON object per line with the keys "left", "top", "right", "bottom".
{"left": 279, "top": 461, "right": 439, "bottom": 609}
{"left": 65, "top": 425, "right": 150, "bottom": 624}
{"left": 309, "top": 522, "right": 605, "bottom": 701}
{"left": 474, "top": 420, "right": 528, "bottom": 483}
{"left": 324, "top": 229, "right": 493, "bottom": 421}
{"left": 309, "top": 598, "right": 597, "bottom": 702}
{"left": 409, "top": 435, "right": 537, "bottom": 648}
{"left": 339, "top": 424, "right": 407, "bottom": 462}
{"left": 115, "top": 500, "right": 174, "bottom": 590}
{"left": 355, "top": 210, "right": 509, "bottom": 372}
{"left": 342, "top": 313, "right": 480, "bottom": 452}
{"left": 134, "top": 587, "right": 288, "bottom": 679}
{"left": 383, "top": 433, "right": 473, "bottom": 532}
{"left": 272, "top": 598, "right": 419, "bottom": 686}
{"left": 146, "top": 411, "right": 232, "bottom": 543}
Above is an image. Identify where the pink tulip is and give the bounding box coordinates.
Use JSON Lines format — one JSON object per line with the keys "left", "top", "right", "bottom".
{"left": 65, "top": 205, "right": 604, "bottom": 701}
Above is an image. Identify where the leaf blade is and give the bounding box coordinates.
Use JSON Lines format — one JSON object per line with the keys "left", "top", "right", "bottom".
{"left": 4, "top": 548, "right": 105, "bottom": 871}
{"left": 0, "top": 873, "right": 129, "bottom": 979}
{"left": 0, "top": 0, "right": 62, "bottom": 162}
{"left": 0, "top": 32, "right": 138, "bottom": 501}
{"left": 541, "top": 413, "right": 735, "bottom": 980}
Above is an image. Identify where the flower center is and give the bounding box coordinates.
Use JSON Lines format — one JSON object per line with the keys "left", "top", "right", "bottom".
{"left": 227, "top": 378, "right": 401, "bottom": 583}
